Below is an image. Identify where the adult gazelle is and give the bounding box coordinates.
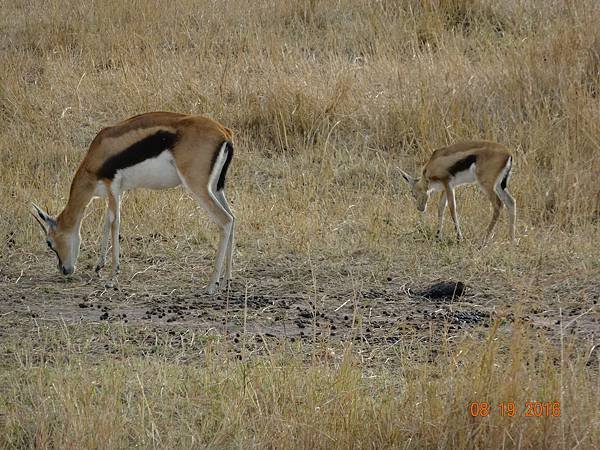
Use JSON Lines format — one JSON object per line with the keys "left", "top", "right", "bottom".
{"left": 32, "top": 112, "right": 235, "bottom": 294}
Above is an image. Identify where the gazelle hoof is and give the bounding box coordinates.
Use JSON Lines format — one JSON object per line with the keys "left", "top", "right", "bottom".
{"left": 207, "top": 281, "right": 220, "bottom": 295}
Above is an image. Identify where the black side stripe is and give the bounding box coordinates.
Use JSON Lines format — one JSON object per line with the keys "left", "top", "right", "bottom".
{"left": 448, "top": 154, "right": 477, "bottom": 176}
{"left": 210, "top": 141, "right": 233, "bottom": 191}
{"left": 97, "top": 130, "right": 178, "bottom": 180}
{"left": 500, "top": 156, "right": 512, "bottom": 190}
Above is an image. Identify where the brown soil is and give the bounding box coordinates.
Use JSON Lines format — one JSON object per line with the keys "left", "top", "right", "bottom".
{"left": 1, "top": 252, "right": 598, "bottom": 365}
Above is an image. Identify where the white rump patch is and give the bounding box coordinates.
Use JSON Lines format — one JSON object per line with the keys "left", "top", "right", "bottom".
{"left": 494, "top": 157, "right": 512, "bottom": 191}
{"left": 208, "top": 142, "right": 230, "bottom": 194}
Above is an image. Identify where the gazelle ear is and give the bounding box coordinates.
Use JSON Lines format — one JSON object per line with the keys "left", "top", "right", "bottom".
{"left": 399, "top": 168, "right": 417, "bottom": 187}
{"left": 31, "top": 203, "right": 56, "bottom": 233}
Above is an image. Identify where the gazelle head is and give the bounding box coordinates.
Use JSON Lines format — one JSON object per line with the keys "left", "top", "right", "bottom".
{"left": 31, "top": 203, "right": 81, "bottom": 275}
{"left": 399, "top": 169, "right": 430, "bottom": 212}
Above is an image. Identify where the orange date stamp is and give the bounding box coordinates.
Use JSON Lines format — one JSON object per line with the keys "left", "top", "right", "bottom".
{"left": 469, "top": 401, "right": 561, "bottom": 417}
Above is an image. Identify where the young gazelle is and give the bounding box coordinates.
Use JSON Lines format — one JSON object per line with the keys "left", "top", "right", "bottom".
{"left": 400, "top": 141, "right": 516, "bottom": 243}
{"left": 31, "top": 112, "right": 235, "bottom": 294}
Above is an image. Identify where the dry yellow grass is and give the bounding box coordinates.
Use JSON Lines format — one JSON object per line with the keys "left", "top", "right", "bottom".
{"left": 0, "top": 0, "right": 599, "bottom": 448}
{"left": 0, "top": 318, "right": 598, "bottom": 449}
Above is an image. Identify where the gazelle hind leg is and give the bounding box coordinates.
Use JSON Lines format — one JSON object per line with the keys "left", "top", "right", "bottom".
{"left": 191, "top": 190, "right": 232, "bottom": 294}
{"left": 496, "top": 186, "right": 516, "bottom": 241}
{"left": 213, "top": 189, "right": 235, "bottom": 285}
{"left": 204, "top": 142, "right": 234, "bottom": 293}
{"left": 483, "top": 189, "right": 502, "bottom": 244}
{"left": 177, "top": 170, "right": 233, "bottom": 293}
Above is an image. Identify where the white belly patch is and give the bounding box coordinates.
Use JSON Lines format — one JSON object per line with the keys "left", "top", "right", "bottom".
{"left": 450, "top": 163, "right": 477, "bottom": 187}
{"left": 117, "top": 150, "right": 181, "bottom": 191}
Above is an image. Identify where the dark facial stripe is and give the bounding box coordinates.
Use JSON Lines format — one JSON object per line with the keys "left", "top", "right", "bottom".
{"left": 448, "top": 154, "right": 477, "bottom": 176}
{"left": 500, "top": 156, "right": 512, "bottom": 190}
{"left": 97, "top": 130, "right": 178, "bottom": 180}
{"left": 210, "top": 141, "right": 234, "bottom": 191}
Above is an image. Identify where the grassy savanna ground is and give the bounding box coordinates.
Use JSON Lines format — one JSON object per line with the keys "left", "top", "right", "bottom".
{"left": 1, "top": 0, "right": 599, "bottom": 448}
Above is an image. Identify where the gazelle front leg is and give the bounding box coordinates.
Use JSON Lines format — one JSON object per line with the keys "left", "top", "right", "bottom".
{"left": 436, "top": 191, "right": 447, "bottom": 240}
{"left": 95, "top": 205, "right": 112, "bottom": 273}
{"left": 444, "top": 183, "right": 463, "bottom": 241}
{"left": 108, "top": 191, "right": 121, "bottom": 275}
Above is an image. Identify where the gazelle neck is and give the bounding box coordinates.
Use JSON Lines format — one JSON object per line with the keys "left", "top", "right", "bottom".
{"left": 57, "top": 167, "right": 96, "bottom": 231}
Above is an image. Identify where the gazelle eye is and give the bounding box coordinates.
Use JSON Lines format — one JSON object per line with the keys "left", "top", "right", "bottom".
{"left": 46, "top": 240, "right": 52, "bottom": 249}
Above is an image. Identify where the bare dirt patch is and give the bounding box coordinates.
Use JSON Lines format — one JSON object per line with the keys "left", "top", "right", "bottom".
{"left": 2, "top": 252, "right": 597, "bottom": 366}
